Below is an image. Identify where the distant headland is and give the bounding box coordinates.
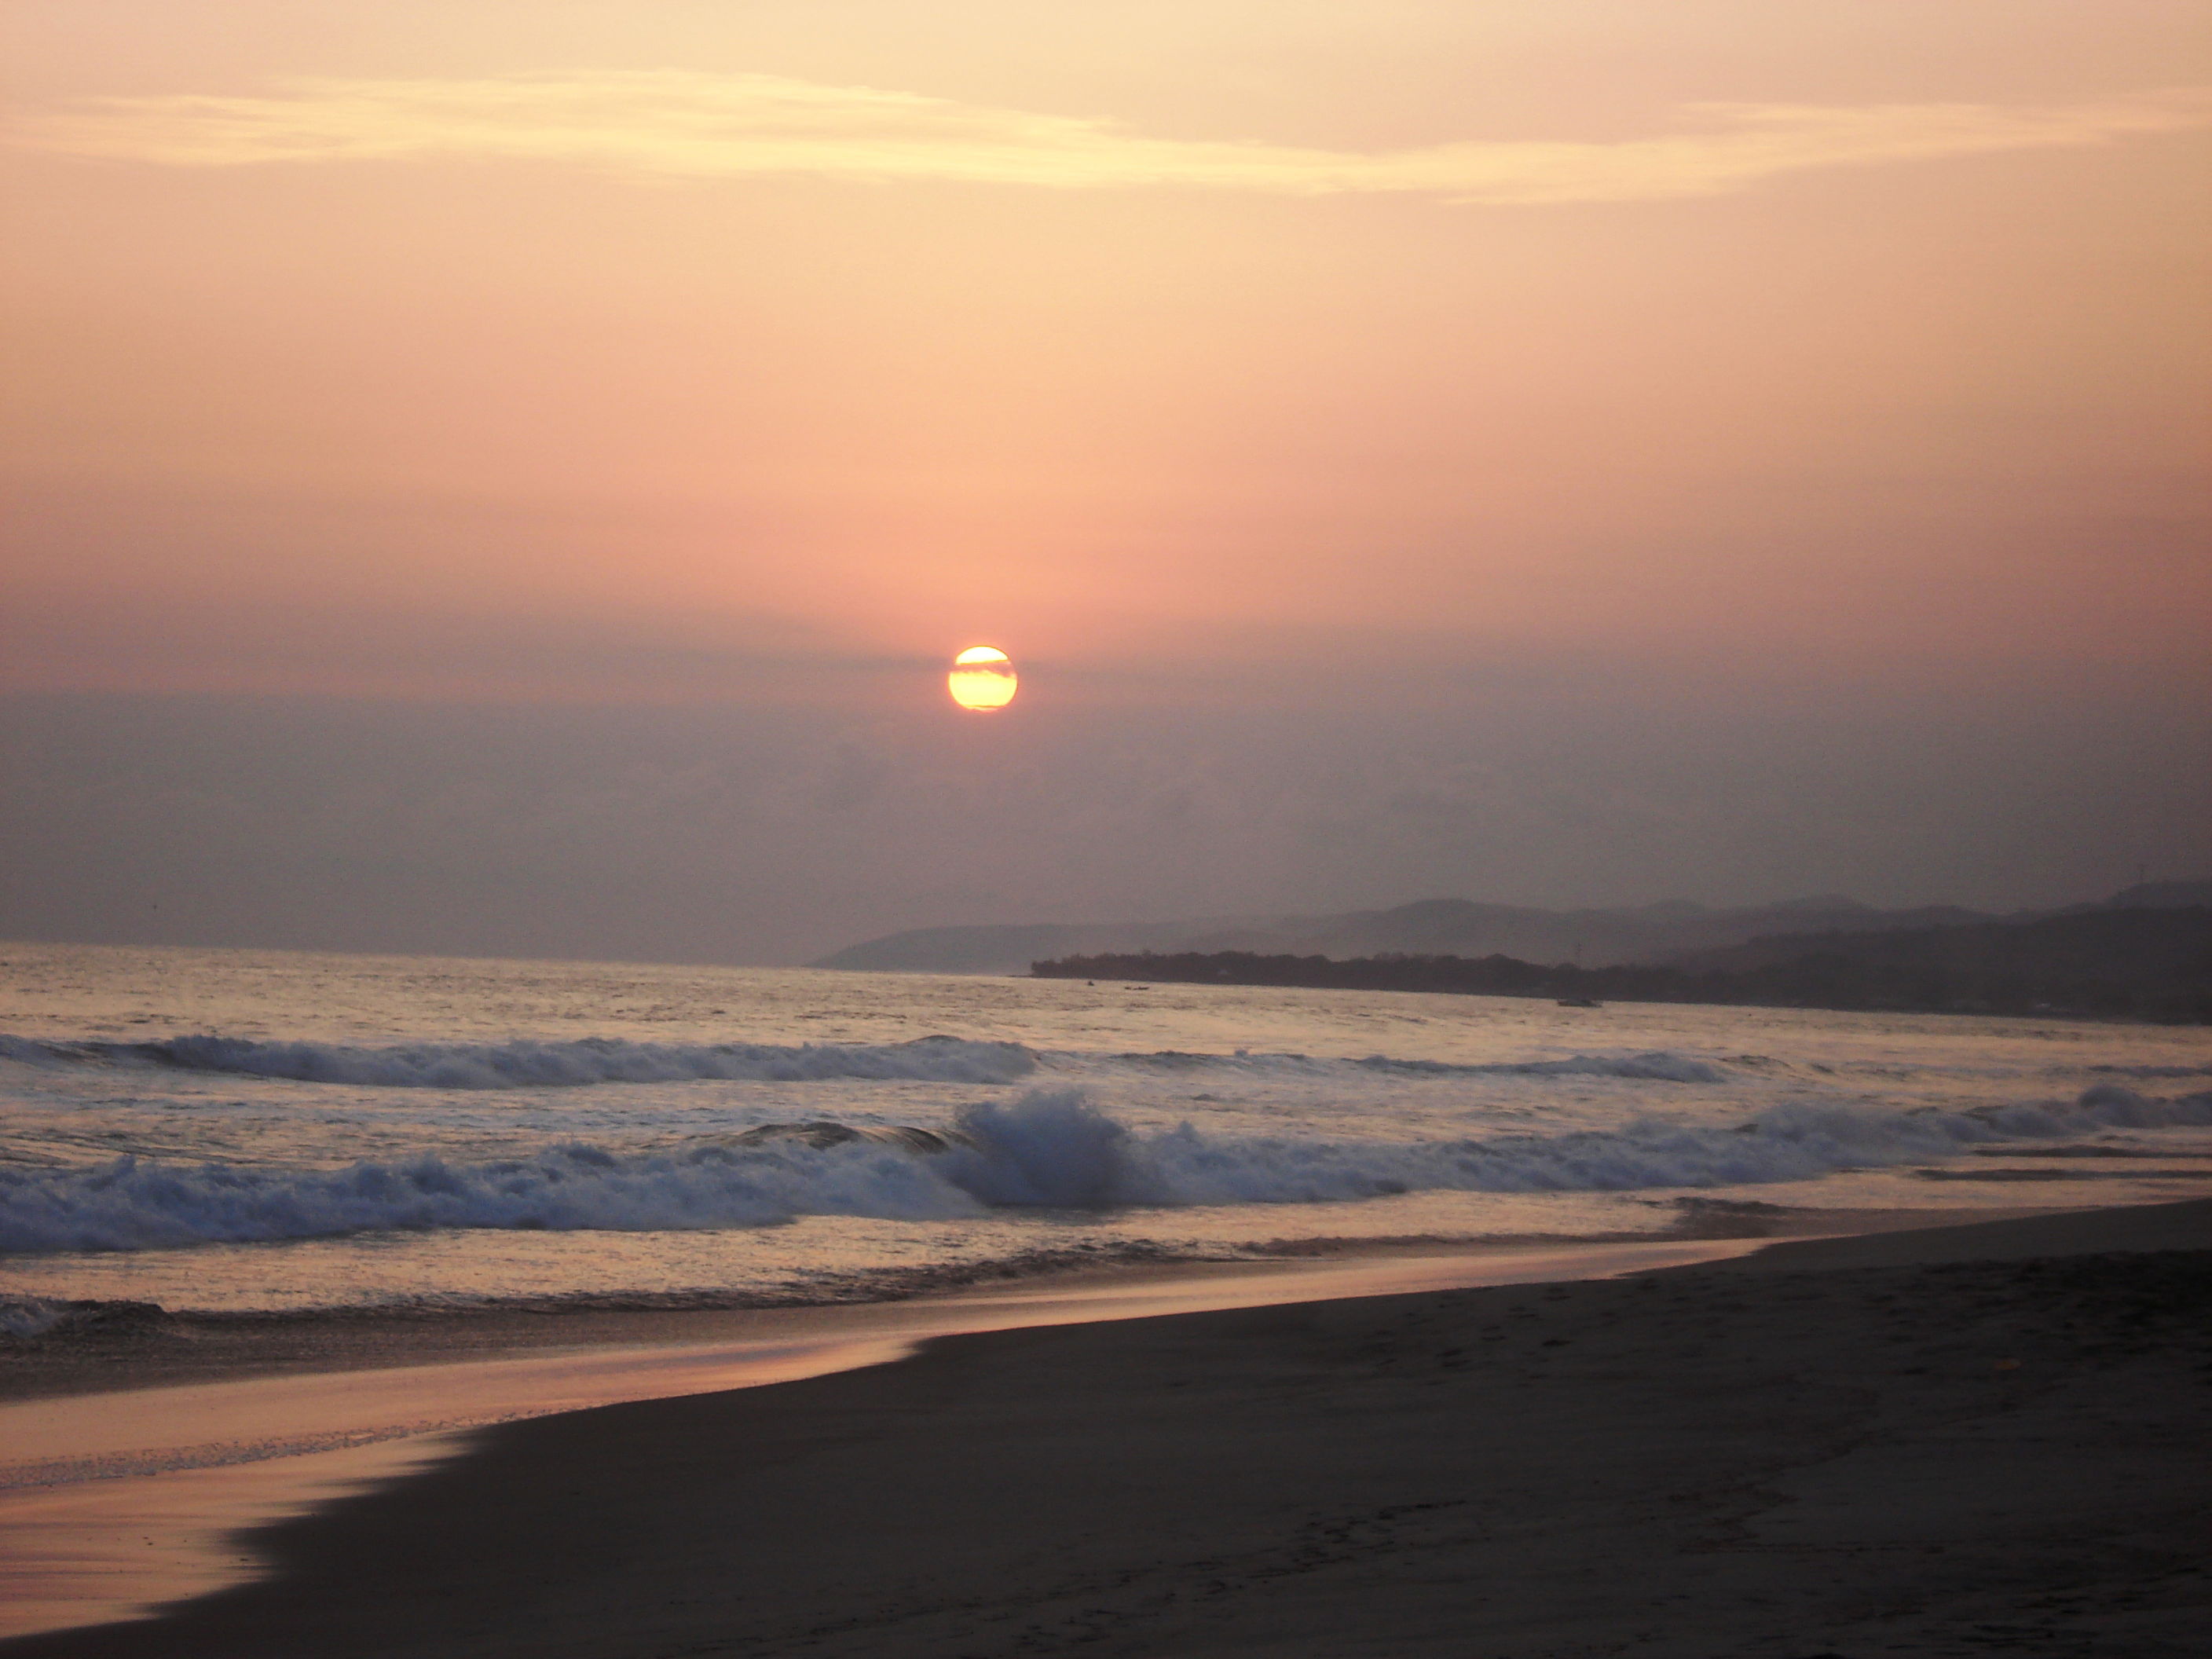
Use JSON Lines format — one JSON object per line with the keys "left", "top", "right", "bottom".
{"left": 1031, "top": 904, "right": 2211, "bottom": 1024}
{"left": 815, "top": 883, "right": 2212, "bottom": 1021}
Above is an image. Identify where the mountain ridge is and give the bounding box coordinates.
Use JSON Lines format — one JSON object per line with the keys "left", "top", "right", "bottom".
{"left": 814, "top": 881, "right": 2212, "bottom": 976}
{"left": 1031, "top": 907, "right": 2212, "bottom": 1023}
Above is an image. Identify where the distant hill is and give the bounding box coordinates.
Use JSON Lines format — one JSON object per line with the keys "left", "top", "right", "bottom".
{"left": 819, "top": 895, "right": 1996, "bottom": 975}
{"left": 1033, "top": 907, "right": 2212, "bottom": 1023}
{"left": 2072, "top": 880, "right": 2212, "bottom": 912}
{"left": 1668, "top": 903, "right": 2212, "bottom": 976}
{"left": 815, "top": 881, "right": 2212, "bottom": 978}
{"left": 1660, "top": 906, "right": 2212, "bottom": 1020}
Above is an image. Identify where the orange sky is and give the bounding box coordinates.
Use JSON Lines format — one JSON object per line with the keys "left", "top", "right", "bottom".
{"left": 2, "top": 4, "right": 2208, "bottom": 957}
{"left": 6, "top": 1, "right": 2207, "bottom": 705}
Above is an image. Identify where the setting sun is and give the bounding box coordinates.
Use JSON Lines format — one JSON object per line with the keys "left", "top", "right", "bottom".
{"left": 947, "top": 646, "right": 1017, "bottom": 712}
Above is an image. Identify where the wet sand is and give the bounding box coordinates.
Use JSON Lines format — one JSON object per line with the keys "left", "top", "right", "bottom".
{"left": 0, "top": 1238, "right": 1777, "bottom": 1640}
{"left": 5, "top": 1199, "right": 2207, "bottom": 1657}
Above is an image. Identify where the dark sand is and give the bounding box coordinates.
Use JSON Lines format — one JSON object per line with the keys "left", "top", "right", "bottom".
{"left": 9, "top": 1199, "right": 2209, "bottom": 1658}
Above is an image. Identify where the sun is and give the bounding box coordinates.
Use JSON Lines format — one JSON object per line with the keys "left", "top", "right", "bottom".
{"left": 947, "top": 646, "right": 1018, "bottom": 712}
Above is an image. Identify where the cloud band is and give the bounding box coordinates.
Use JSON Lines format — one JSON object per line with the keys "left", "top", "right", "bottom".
{"left": 13, "top": 71, "right": 2210, "bottom": 204}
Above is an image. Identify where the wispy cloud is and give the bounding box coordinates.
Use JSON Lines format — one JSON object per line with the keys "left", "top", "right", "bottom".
{"left": 14, "top": 71, "right": 2210, "bottom": 203}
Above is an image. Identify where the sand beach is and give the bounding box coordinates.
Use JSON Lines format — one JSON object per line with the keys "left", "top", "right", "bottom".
{"left": 4, "top": 1198, "right": 2205, "bottom": 1658}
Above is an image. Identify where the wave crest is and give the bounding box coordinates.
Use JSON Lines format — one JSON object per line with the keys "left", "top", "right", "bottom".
{"left": 3, "top": 1085, "right": 2205, "bottom": 1254}
{"left": 0, "top": 1033, "right": 1035, "bottom": 1089}
{"left": 0, "top": 1137, "right": 987, "bottom": 1253}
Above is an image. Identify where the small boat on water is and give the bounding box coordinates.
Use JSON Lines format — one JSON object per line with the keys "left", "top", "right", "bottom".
{"left": 1556, "top": 997, "right": 1603, "bottom": 1009}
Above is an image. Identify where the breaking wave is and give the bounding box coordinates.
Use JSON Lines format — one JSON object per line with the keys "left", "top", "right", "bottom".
{"left": 4, "top": 1083, "right": 2207, "bottom": 1254}
{"left": 936, "top": 1082, "right": 2212, "bottom": 1209}
{"left": 0, "top": 1031, "right": 1743, "bottom": 1091}
{"left": 0, "top": 1033, "right": 1035, "bottom": 1090}
{"left": 0, "top": 1137, "right": 987, "bottom": 1253}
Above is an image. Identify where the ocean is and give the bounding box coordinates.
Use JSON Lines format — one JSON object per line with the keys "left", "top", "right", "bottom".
{"left": 3, "top": 941, "right": 2210, "bottom": 1320}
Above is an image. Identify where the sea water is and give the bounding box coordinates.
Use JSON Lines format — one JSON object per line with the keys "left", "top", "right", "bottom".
{"left": 2, "top": 941, "right": 2208, "bottom": 1317}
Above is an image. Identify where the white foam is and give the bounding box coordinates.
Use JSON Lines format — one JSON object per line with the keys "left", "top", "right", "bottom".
{"left": 0, "top": 1299, "right": 68, "bottom": 1339}
{"left": 5, "top": 1085, "right": 2206, "bottom": 1254}
{"left": 0, "top": 1140, "right": 986, "bottom": 1253}
{"left": 943, "top": 1082, "right": 2212, "bottom": 1207}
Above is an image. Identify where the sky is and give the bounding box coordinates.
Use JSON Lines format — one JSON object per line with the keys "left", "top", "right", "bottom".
{"left": 3, "top": 2, "right": 2208, "bottom": 964}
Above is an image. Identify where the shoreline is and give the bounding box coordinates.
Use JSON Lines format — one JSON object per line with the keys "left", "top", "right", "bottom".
{"left": 0, "top": 1203, "right": 2039, "bottom": 1404}
{"left": 4, "top": 1199, "right": 2207, "bottom": 1652}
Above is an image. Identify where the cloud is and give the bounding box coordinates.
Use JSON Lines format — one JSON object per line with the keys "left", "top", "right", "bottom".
{"left": 15, "top": 71, "right": 2210, "bottom": 204}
